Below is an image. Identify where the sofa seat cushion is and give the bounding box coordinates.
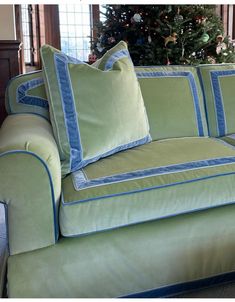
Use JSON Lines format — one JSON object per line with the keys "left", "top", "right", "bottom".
{"left": 60, "top": 137, "right": 235, "bottom": 237}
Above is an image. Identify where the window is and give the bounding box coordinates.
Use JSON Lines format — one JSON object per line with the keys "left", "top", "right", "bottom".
{"left": 59, "top": 4, "right": 93, "bottom": 61}
{"left": 21, "top": 4, "right": 33, "bottom": 65}
{"left": 16, "top": 4, "right": 102, "bottom": 72}
{"left": 100, "top": 5, "right": 107, "bottom": 22}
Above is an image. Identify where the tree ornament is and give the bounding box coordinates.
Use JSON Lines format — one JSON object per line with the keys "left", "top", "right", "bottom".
{"left": 96, "top": 42, "right": 104, "bottom": 53}
{"left": 216, "top": 35, "right": 227, "bottom": 54}
{"left": 196, "top": 48, "right": 205, "bottom": 60}
{"left": 174, "top": 7, "right": 183, "bottom": 23}
{"left": 164, "top": 32, "right": 177, "bottom": 47}
{"left": 201, "top": 17, "right": 208, "bottom": 25}
{"left": 200, "top": 33, "right": 210, "bottom": 43}
{"left": 207, "top": 56, "right": 216, "bottom": 64}
{"left": 88, "top": 53, "right": 97, "bottom": 63}
{"left": 216, "top": 42, "right": 227, "bottom": 54}
{"left": 132, "top": 13, "right": 142, "bottom": 23}
{"left": 195, "top": 15, "right": 207, "bottom": 25}
{"left": 216, "top": 34, "right": 224, "bottom": 43}
{"left": 148, "top": 35, "right": 152, "bottom": 43}
{"left": 108, "top": 36, "right": 116, "bottom": 44}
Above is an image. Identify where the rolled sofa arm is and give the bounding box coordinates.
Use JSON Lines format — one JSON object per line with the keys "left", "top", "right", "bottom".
{"left": 0, "top": 114, "right": 61, "bottom": 255}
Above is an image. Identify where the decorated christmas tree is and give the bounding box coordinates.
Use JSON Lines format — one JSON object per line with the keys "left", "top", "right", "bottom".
{"left": 92, "top": 5, "right": 235, "bottom": 65}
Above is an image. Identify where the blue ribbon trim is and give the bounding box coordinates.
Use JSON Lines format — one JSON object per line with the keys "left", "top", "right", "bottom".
{"left": 54, "top": 53, "right": 83, "bottom": 171}
{"left": 54, "top": 51, "right": 151, "bottom": 172}
{"left": 104, "top": 49, "right": 132, "bottom": 70}
{"left": 73, "top": 156, "right": 235, "bottom": 191}
{"left": 210, "top": 69, "right": 235, "bottom": 137}
{"left": 17, "top": 78, "right": 48, "bottom": 108}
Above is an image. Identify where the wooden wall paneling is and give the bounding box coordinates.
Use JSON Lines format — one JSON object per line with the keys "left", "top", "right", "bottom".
{"left": 0, "top": 40, "right": 21, "bottom": 125}
{"left": 32, "top": 5, "right": 41, "bottom": 67}
{"left": 222, "top": 5, "right": 229, "bottom": 36}
{"left": 92, "top": 5, "right": 100, "bottom": 40}
{"left": 14, "top": 5, "right": 24, "bottom": 74}
{"left": 233, "top": 5, "right": 235, "bottom": 40}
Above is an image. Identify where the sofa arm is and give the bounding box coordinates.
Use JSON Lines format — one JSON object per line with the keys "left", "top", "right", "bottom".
{"left": 0, "top": 114, "right": 61, "bottom": 255}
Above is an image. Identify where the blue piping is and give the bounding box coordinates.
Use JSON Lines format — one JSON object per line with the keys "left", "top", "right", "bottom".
{"left": 61, "top": 199, "right": 235, "bottom": 238}
{"left": 123, "top": 270, "right": 235, "bottom": 298}
{"left": 64, "top": 169, "right": 235, "bottom": 205}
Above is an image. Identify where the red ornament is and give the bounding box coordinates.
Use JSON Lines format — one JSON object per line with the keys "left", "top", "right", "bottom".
{"left": 195, "top": 15, "right": 207, "bottom": 24}
{"left": 88, "top": 53, "right": 97, "bottom": 63}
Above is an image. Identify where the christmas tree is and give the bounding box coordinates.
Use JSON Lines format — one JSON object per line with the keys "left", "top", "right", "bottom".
{"left": 92, "top": 5, "right": 235, "bottom": 65}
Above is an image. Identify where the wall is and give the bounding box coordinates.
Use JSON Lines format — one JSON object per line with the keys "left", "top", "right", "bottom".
{"left": 0, "top": 5, "right": 16, "bottom": 40}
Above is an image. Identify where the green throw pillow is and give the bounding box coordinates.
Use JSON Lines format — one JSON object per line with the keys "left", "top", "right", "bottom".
{"left": 41, "top": 41, "right": 151, "bottom": 175}
{"left": 198, "top": 64, "right": 235, "bottom": 137}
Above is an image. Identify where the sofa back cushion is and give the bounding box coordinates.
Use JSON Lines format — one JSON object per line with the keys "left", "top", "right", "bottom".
{"left": 6, "top": 65, "right": 208, "bottom": 142}
{"left": 135, "top": 66, "right": 208, "bottom": 140}
{"left": 5, "top": 70, "right": 49, "bottom": 120}
{"left": 41, "top": 41, "right": 151, "bottom": 175}
{"left": 198, "top": 64, "right": 235, "bottom": 137}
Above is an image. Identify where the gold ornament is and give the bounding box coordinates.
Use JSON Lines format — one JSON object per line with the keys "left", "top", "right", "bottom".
{"left": 216, "top": 42, "right": 227, "bottom": 54}
{"left": 164, "top": 32, "right": 177, "bottom": 47}
{"left": 216, "top": 35, "right": 224, "bottom": 43}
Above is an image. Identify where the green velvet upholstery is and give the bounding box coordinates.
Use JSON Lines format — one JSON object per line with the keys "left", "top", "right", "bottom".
{"left": 198, "top": 64, "right": 235, "bottom": 137}
{"left": 41, "top": 42, "right": 151, "bottom": 175}
{"left": 60, "top": 137, "right": 235, "bottom": 237}
{"left": 221, "top": 134, "right": 235, "bottom": 147}
{"left": 8, "top": 204, "right": 235, "bottom": 297}
{"left": 0, "top": 114, "right": 61, "bottom": 255}
{"left": 4, "top": 60, "right": 235, "bottom": 298}
{"left": 135, "top": 66, "right": 208, "bottom": 140}
{"left": 5, "top": 71, "right": 49, "bottom": 120}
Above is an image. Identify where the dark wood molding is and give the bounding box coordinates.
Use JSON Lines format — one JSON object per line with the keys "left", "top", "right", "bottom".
{"left": 43, "top": 5, "right": 61, "bottom": 50}
{"left": 92, "top": 5, "right": 100, "bottom": 40}
{"left": 32, "top": 5, "right": 41, "bottom": 67}
{"left": 221, "top": 5, "right": 229, "bottom": 36}
{"left": 0, "top": 40, "right": 21, "bottom": 125}
{"left": 14, "top": 5, "right": 25, "bottom": 73}
{"left": 0, "top": 40, "right": 22, "bottom": 50}
{"left": 14, "top": 4, "right": 61, "bottom": 72}
{"left": 233, "top": 5, "right": 235, "bottom": 40}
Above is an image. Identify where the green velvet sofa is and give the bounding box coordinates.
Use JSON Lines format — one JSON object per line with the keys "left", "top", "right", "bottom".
{"left": 2, "top": 58, "right": 235, "bottom": 297}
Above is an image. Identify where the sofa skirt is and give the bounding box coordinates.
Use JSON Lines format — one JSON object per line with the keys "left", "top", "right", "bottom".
{"left": 7, "top": 204, "right": 235, "bottom": 298}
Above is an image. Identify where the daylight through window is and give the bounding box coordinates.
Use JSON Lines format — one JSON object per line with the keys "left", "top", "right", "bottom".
{"left": 59, "top": 4, "right": 92, "bottom": 61}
